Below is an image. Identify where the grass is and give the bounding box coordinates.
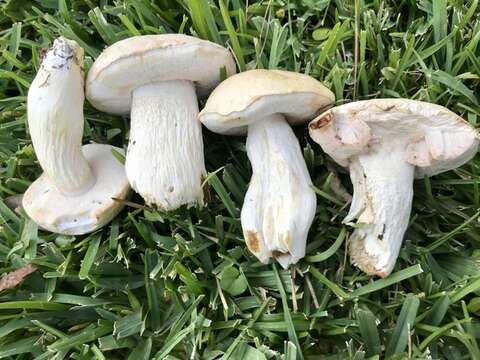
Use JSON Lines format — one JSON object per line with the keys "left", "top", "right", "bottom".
{"left": 0, "top": 0, "right": 479, "bottom": 359}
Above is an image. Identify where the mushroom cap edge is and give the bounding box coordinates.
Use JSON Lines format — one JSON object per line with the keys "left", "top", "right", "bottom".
{"left": 199, "top": 69, "right": 335, "bottom": 135}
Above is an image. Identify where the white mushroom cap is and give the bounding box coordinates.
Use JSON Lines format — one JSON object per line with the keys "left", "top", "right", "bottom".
{"left": 199, "top": 69, "right": 335, "bottom": 135}
{"left": 309, "top": 99, "right": 479, "bottom": 178}
{"left": 23, "top": 144, "right": 130, "bottom": 235}
{"left": 86, "top": 34, "right": 236, "bottom": 115}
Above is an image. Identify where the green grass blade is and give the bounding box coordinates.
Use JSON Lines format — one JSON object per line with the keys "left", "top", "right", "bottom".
{"left": 78, "top": 235, "right": 101, "bottom": 280}
{"left": 385, "top": 294, "right": 420, "bottom": 357}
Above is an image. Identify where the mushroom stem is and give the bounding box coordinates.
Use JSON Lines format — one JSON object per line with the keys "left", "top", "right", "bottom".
{"left": 27, "top": 38, "right": 95, "bottom": 195}
{"left": 126, "top": 80, "right": 206, "bottom": 210}
{"left": 347, "top": 147, "right": 415, "bottom": 277}
{"left": 241, "top": 114, "right": 317, "bottom": 268}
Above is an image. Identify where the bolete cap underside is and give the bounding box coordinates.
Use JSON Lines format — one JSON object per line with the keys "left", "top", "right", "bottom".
{"left": 309, "top": 98, "right": 480, "bottom": 178}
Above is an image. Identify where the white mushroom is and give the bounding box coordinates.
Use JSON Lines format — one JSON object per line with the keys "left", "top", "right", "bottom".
{"left": 86, "top": 34, "right": 236, "bottom": 210}
{"left": 309, "top": 99, "right": 480, "bottom": 277}
{"left": 199, "top": 70, "right": 335, "bottom": 268}
{"left": 23, "top": 37, "right": 130, "bottom": 235}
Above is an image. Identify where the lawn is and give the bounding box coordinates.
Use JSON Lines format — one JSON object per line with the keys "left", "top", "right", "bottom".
{"left": 0, "top": 0, "right": 479, "bottom": 359}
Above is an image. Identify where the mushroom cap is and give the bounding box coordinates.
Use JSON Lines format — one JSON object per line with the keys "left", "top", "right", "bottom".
{"left": 86, "top": 34, "right": 236, "bottom": 115}
{"left": 198, "top": 69, "right": 335, "bottom": 135}
{"left": 309, "top": 98, "right": 480, "bottom": 178}
{"left": 23, "top": 144, "right": 130, "bottom": 235}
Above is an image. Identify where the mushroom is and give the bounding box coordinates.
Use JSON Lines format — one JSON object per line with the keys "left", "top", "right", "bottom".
{"left": 86, "top": 34, "right": 236, "bottom": 210}
{"left": 23, "top": 37, "right": 130, "bottom": 235}
{"left": 309, "top": 99, "right": 479, "bottom": 277}
{"left": 199, "top": 69, "right": 335, "bottom": 268}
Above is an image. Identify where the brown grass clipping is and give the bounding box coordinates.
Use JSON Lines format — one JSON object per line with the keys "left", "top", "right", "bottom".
{"left": 0, "top": 264, "right": 37, "bottom": 292}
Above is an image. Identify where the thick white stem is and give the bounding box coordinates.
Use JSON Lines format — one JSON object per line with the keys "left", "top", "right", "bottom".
{"left": 126, "top": 81, "right": 206, "bottom": 210}
{"left": 27, "top": 38, "right": 94, "bottom": 195}
{"left": 347, "top": 147, "right": 414, "bottom": 277}
{"left": 241, "top": 114, "right": 317, "bottom": 268}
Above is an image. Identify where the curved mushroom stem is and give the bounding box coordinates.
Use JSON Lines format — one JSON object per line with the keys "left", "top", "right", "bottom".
{"left": 24, "top": 37, "right": 130, "bottom": 235}
{"left": 127, "top": 81, "right": 206, "bottom": 210}
{"left": 27, "top": 38, "right": 95, "bottom": 195}
{"left": 241, "top": 114, "right": 317, "bottom": 268}
{"left": 346, "top": 147, "right": 415, "bottom": 277}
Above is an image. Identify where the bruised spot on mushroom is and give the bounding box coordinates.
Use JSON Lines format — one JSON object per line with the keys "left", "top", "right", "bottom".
{"left": 272, "top": 250, "right": 289, "bottom": 258}
{"left": 309, "top": 113, "right": 332, "bottom": 130}
{"left": 168, "top": 186, "right": 174, "bottom": 193}
{"left": 245, "top": 230, "right": 260, "bottom": 253}
{"left": 375, "top": 269, "right": 389, "bottom": 278}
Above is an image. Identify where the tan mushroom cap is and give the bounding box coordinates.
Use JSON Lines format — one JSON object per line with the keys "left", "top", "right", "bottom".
{"left": 199, "top": 69, "right": 335, "bottom": 135}
{"left": 86, "top": 34, "right": 236, "bottom": 115}
{"left": 309, "top": 99, "right": 480, "bottom": 178}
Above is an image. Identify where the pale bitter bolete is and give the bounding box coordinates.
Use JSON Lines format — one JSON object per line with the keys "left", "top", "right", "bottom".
{"left": 86, "top": 34, "right": 236, "bottom": 210}
{"left": 309, "top": 99, "right": 479, "bottom": 277}
{"left": 199, "top": 69, "right": 335, "bottom": 268}
{"left": 23, "top": 37, "right": 130, "bottom": 235}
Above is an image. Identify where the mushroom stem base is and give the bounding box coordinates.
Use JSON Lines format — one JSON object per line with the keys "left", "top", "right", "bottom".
{"left": 127, "top": 80, "right": 206, "bottom": 210}
{"left": 23, "top": 144, "right": 130, "bottom": 235}
{"left": 241, "top": 114, "right": 316, "bottom": 268}
{"left": 347, "top": 148, "right": 415, "bottom": 277}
